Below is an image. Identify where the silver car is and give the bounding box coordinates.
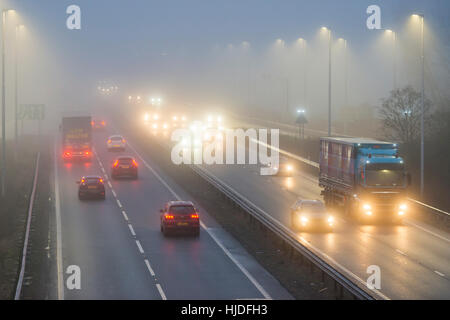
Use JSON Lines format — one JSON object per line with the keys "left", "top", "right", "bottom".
{"left": 290, "top": 199, "right": 335, "bottom": 231}
{"left": 107, "top": 135, "right": 126, "bottom": 151}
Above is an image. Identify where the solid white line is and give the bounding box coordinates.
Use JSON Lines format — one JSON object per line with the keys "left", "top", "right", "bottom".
{"left": 107, "top": 181, "right": 112, "bottom": 189}
{"left": 53, "top": 143, "right": 64, "bottom": 300}
{"left": 128, "top": 224, "right": 136, "bottom": 236}
{"left": 116, "top": 199, "right": 122, "bottom": 208}
{"left": 156, "top": 284, "right": 167, "bottom": 300}
{"left": 135, "top": 240, "right": 144, "bottom": 254}
{"left": 434, "top": 270, "right": 445, "bottom": 277}
{"left": 405, "top": 220, "right": 450, "bottom": 243}
{"left": 122, "top": 210, "right": 129, "bottom": 221}
{"left": 144, "top": 259, "right": 156, "bottom": 276}
{"left": 14, "top": 153, "right": 40, "bottom": 300}
{"left": 201, "top": 222, "right": 272, "bottom": 300}
{"left": 396, "top": 249, "right": 406, "bottom": 256}
{"left": 126, "top": 141, "right": 272, "bottom": 300}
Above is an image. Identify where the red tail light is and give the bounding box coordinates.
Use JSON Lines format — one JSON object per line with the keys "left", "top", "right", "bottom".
{"left": 101, "top": 121, "right": 106, "bottom": 126}
{"left": 132, "top": 160, "right": 138, "bottom": 167}
{"left": 85, "top": 151, "right": 91, "bottom": 156}
{"left": 113, "top": 160, "right": 119, "bottom": 167}
{"left": 63, "top": 151, "right": 72, "bottom": 158}
{"left": 191, "top": 214, "right": 199, "bottom": 219}
{"left": 165, "top": 214, "right": 174, "bottom": 220}
{"left": 122, "top": 139, "right": 126, "bottom": 143}
{"left": 81, "top": 178, "right": 86, "bottom": 184}
{"left": 108, "top": 139, "right": 112, "bottom": 143}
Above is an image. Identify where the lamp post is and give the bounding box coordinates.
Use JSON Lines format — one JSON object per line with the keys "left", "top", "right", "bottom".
{"left": 1, "top": 9, "right": 15, "bottom": 197}
{"left": 412, "top": 14, "right": 425, "bottom": 197}
{"left": 385, "top": 29, "right": 397, "bottom": 90}
{"left": 322, "top": 27, "right": 332, "bottom": 136}
{"left": 15, "top": 24, "right": 24, "bottom": 153}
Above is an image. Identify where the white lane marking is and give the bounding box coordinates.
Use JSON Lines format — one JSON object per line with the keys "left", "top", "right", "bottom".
{"left": 116, "top": 199, "right": 123, "bottom": 208}
{"left": 144, "top": 259, "right": 156, "bottom": 276}
{"left": 111, "top": 189, "right": 117, "bottom": 198}
{"left": 126, "top": 141, "right": 271, "bottom": 300}
{"left": 136, "top": 240, "right": 144, "bottom": 254}
{"left": 128, "top": 224, "right": 136, "bottom": 236}
{"left": 404, "top": 220, "right": 450, "bottom": 243}
{"left": 122, "top": 210, "right": 129, "bottom": 221}
{"left": 101, "top": 167, "right": 105, "bottom": 173}
{"left": 396, "top": 249, "right": 406, "bottom": 256}
{"left": 156, "top": 284, "right": 167, "bottom": 300}
{"left": 53, "top": 143, "right": 64, "bottom": 300}
{"left": 107, "top": 181, "right": 112, "bottom": 189}
{"left": 434, "top": 271, "right": 445, "bottom": 277}
{"left": 201, "top": 223, "right": 272, "bottom": 300}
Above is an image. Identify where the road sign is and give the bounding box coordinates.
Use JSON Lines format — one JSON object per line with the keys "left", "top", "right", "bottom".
{"left": 18, "top": 104, "right": 45, "bottom": 121}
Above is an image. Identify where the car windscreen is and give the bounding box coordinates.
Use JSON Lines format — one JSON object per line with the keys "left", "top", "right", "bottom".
{"left": 366, "top": 163, "right": 404, "bottom": 187}
{"left": 300, "top": 203, "right": 326, "bottom": 213}
{"left": 169, "top": 206, "right": 196, "bottom": 215}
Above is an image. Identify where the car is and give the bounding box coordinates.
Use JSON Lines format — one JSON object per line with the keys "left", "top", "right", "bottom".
{"left": 107, "top": 135, "right": 126, "bottom": 151}
{"left": 78, "top": 176, "right": 105, "bottom": 200}
{"left": 91, "top": 119, "right": 106, "bottom": 130}
{"left": 111, "top": 156, "right": 138, "bottom": 179}
{"left": 290, "top": 199, "right": 334, "bottom": 231}
{"left": 265, "top": 156, "right": 294, "bottom": 176}
{"left": 160, "top": 201, "right": 200, "bottom": 236}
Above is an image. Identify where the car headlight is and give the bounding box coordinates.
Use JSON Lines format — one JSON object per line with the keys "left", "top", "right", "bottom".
{"left": 363, "top": 204, "right": 371, "bottom": 211}
{"left": 327, "top": 216, "right": 334, "bottom": 223}
{"left": 399, "top": 203, "right": 407, "bottom": 211}
{"left": 300, "top": 216, "right": 308, "bottom": 223}
{"left": 287, "top": 165, "right": 293, "bottom": 171}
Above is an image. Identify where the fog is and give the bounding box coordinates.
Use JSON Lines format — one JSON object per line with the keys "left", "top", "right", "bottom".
{"left": 1, "top": 0, "right": 449, "bottom": 138}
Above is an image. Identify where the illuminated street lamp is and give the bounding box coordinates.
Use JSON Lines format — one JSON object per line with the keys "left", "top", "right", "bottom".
{"left": 1, "top": 9, "right": 15, "bottom": 197}
{"left": 322, "top": 27, "right": 332, "bottom": 136}
{"left": 411, "top": 13, "right": 425, "bottom": 196}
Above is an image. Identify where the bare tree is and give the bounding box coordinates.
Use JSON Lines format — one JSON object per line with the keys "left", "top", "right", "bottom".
{"left": 379, "top": 86, "right": 432, "bottom": 144}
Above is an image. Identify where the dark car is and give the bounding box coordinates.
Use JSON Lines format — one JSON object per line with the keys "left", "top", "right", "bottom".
{"left": 160, "top": 201, "right": 200, "bottom": 236}
{"left": 111, "top": 156, "right": 138, "bottom": 179}
{"left": 78, "top": 176, "right": 105, "bottom": 200}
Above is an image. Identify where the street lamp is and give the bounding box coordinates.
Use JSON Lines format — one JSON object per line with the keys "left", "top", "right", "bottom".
{"left": 297, "top": 38, "right": 307, "bottom": 107}
{"left": 412, "top": 13, "right": 425, "bottom": 196}
{"left": 338, "top": 38, "right": 348, "bottom": 108}
{"left": 1, "top": 9, "right": 15, "bottom": 197}
{"left": 322, "top": 27, "right": 332, "bottom": 136}
{"left": 15, "top": 24, "right": 24, "bottom": 149}
{"left": 384, "top": 29, "right": 397, "bottom": 89}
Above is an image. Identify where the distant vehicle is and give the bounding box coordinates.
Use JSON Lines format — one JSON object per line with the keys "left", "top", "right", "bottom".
{"left": 107, "top": 135, "right": 126, "bottom": 151}
{"left": 319, "top": 137, "right": 411, "bottom": 223}
{"left": 160, "top": 201, "right": 200, "bottom": 236}
{"left": 77, "top": 176, "right": 105, "bottom": 200}
{"left": 61, "top": 116, "right": 92, "bottom": 162}
{"left": 290, "top": 199, "right": 334, "bottom": 231}
{"left": 273, "top": 156, "right": 294, "bottom": 176}
{"left": 91, "top": 119, "right": 106, "bottom": 130}
{"left": 111, "top": 156, "right": 138, "bottom": 179}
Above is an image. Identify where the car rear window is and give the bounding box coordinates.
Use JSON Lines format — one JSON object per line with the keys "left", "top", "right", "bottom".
{"left": 111, "top": 136, "right": 123, "bottom": 141}
{"left": 169, "top": 206, "right": 195, "bottom": 215}
{"left": 86, "top": 178, "right": 101, "bottom": 184}
{"left": 118, "top": 158, "right": 132, "bottom": 164}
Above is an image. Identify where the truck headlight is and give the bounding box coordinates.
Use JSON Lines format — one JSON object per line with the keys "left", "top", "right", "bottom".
{"left": 287, "top": 165, "right": 293, "bottom": 171}
{"left": 363, "top": 204, "right": 371, "bottom": 211}
{"left": 399, "top": 203, "right": 407, "bottom": 211}
{"left": 300, "top": 216, "right": 308, "bottom": 223}
{"left": 327, "top": 216, "right": 334, "bottom": 223}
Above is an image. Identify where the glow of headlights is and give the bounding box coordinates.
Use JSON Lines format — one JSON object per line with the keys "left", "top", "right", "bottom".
{"left": 399, "top": 204, "right": 407, "bottom": 211}
{"left": 144, "top": 114, "right": 149, "bottom": 121}
{"left": 287, "top": 165, "right": 293, "bottom": 171}
{"left": 327, "top": 216, "right": 334, "bottom": 223}
{"left": 363, "top": 204, "right": 371, "bottom": 211}
{"left": 398, "top": 211, "right": 405, "bottom": 216}
{"left": 163, "top": 123, "right": 168, "bottom": 129}
{"left": 300, "top": 217, "right": 308, "bottom": 223}
{"left": 153, "top": 114, "right": 159, "bottom": 120}
{"left": 365, "top": 211, "right": 373, "bottom": 216}
{"left": 152, "top": 124, "right": 158, "bottom": 129}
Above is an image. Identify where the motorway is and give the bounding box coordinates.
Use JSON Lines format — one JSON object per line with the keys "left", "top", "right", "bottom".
{"left": 54, "top": 123, "right": 292, "bottom": 299}
{"left": 134, "top": 115, "right": 450, "bottom": 300}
